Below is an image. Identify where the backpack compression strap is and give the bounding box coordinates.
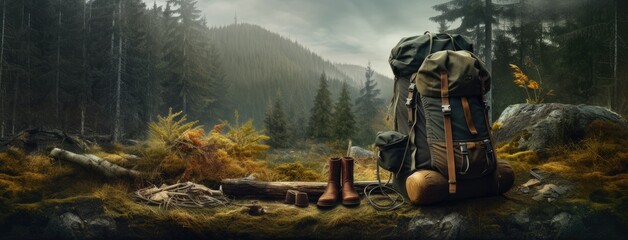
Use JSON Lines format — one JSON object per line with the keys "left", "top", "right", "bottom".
{"left": 406, "top": 82, "right": 416, "bottom": 127}
{"left": 440, "top": 71, "right": 456, "bottom": 194}
{"left": 461, "top": 97, "right": 478, "bottom": 135}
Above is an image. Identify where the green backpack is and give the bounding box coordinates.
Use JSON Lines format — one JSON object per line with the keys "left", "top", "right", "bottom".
{"left": 411, "top": 50, "right": 496, "bottom": 193}
{"left": 385, "top": 32, "right": 474, "bottom": 197}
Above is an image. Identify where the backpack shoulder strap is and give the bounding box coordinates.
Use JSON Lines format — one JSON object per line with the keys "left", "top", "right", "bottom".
{"left": 440, "top": 71, "right": 456, "bottom": 194}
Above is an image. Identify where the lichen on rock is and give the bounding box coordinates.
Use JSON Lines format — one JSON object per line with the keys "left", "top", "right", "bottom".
{"left": 494, "top": 103, "right": 627, "bottom": 153}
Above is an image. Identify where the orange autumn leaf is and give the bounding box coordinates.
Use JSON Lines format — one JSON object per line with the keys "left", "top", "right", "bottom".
{"left": 527, "top": 80, "right": 540, "bottom": 90}
{"left": 510, "top": 64, "right": 528, "bottom": 86}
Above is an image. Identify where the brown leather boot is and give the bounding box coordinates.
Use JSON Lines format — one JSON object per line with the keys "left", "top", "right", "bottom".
{"left": 341, "top": 156, "right": 360, "bottom": 206}
{"left": 317, "top": 157, "right": 342, "bottom": 207}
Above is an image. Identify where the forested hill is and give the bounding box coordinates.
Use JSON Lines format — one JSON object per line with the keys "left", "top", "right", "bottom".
{"left": 0, "top": 0, "right": 388, "bottom": 140}
{"left": 334, "top": 63, "right": 394, "bottom": 102}
{"left": 208, "top": 23, "right": 364, "bottom": 126}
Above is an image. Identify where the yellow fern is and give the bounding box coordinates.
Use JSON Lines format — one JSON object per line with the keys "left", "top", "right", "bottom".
{"left": 222, "top": 112, "right": 270, "bottom": 159}
{"left": 148, "top": 108, "right": 200, "bottom": 146}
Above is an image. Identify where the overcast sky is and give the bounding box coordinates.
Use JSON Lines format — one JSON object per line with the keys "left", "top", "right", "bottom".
{"left": 146, "top": 0, "right": 448, "bottom": 78}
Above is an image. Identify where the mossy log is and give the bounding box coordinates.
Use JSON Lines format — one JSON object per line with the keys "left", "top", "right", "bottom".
{"left": 50, "top": 148, "right": 140, "bottom": 178}
{"left": 220, "top": 178, "right": 380, "bottom": 201}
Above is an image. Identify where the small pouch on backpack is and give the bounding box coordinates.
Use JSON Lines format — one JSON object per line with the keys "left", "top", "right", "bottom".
{"left": 429, "top": 139, "right": 496, "bottom": 180}
{"left": 375, "top": 131, "right": 410, "bottom": 173}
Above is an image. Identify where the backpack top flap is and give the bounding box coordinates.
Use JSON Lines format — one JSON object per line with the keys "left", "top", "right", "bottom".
{"left": 389, "top": 33, "right": 473, "bottom": 77}
{"left": 414, "top": 50, "right": 491, "bottom": 97}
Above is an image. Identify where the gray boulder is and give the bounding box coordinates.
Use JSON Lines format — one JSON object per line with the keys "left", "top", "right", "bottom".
{"left": 493, "top": 103, "right": 627, "bottom": 152}
{"left": 408, "top": 211, "right": 469, "bottom": 240}
{"left": 349, "top": 146, "right": 375, "bottom": 159}
{"left": 3, "top": 198, "right": 118, "bottom": 240}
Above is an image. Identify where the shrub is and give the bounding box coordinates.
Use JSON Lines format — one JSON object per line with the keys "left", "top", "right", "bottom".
{"left": 149, "top": 113, "right": 268, "bottom": 183}
{"left": 148, "top": 108, "right": 200, "bottom": 147}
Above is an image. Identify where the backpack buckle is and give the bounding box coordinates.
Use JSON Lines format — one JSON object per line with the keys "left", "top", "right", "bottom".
{"left": 483, "top": 139, "right": 493, "bottom": 154}
{"left": 405, "top": 98, "right": 414, "bottom": 107}
{"left": 406, "top": 83, "right": 416, "bottom": 107}
{"left": 459, "top": 144, "right": 470, "bottom": 175}
{"left": 460, "top": 143, "right": 469, "bottom": 155}
{"left": 442, "top": 105, "right": 451, "bottom": 115}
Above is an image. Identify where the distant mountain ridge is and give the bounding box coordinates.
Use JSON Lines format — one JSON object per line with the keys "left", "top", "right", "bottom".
{"left": 207, "top": 23, "right": 391, "bottom": 126}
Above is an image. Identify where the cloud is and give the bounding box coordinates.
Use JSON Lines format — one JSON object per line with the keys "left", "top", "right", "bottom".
{"left": 149, "top": 0, "right": 447, "bottom": 78}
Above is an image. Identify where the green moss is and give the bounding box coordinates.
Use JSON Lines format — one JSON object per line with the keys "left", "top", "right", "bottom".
{"left": 0, "top": 119, "right": 625, "bottom": 238}
{"left": 272, "top": 162, "right": 324, "bottom": 181}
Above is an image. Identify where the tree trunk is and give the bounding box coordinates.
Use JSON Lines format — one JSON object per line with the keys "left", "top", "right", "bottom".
{"left": 0, "top": 0, "right": 6, "bottom": 138}
{"left": 80, "top": 0, "right": 87, "bottom": 136}
{"left": 26, "top": 13, "right": 31, "bottom": 128}
{"left": 113, "top": 0, "right": 122, "bottom": 143}
{"left": 220, "top": 178, "right": 380, "bottom": 200}
{"left": 11, "top": 75, "right": 17, "bottom": 135}
{"left": 485, "top": 0, "right": 493, "bottom": 123}
{"left": 613, "top": 0, "right": 618, "bottom": 111}
{"left": 110, "top": 3, "right": 115, "bottom": 58}
{"left": 80, "top": 106, "right": 85, "bottom": 135}
{"left": 56, "top": 5, "right": 61, "bottom": 127}
{"left": 519, "top": 0, "right": 525, "bottom": 65}
{"left": 50, "top": 148, "right": 139, "bottom": 178}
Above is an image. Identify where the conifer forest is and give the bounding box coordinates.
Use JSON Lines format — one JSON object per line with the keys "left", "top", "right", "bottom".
{"left": 0, "top": 0, "right": 624, "bottom": 143}
{"left": 0, "top": 0, "right": 626, "bottom": 239}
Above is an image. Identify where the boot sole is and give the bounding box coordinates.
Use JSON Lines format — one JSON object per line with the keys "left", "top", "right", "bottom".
{"left": 342, "top": 200, "right": 360, "bottom": 206}
{"left": 316, "top": 200, "right": 339, "bottom": 207}
{"left": 316, "top": 203, "right": 338, "bottom": 208}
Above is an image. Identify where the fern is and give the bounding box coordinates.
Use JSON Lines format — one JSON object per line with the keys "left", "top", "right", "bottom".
{"left": 222, "top": 111, "right": 270, "bottom": 159}
{"left": 146, "top": 110, "right": 272, "bottom": 183}
{"left": 148, "top": 108, "right": 200, "bottom": 146}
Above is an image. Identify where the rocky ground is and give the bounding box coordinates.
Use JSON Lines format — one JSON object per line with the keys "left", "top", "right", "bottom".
{"left": 0, "top": 177, "right": 624, "bottom": 240}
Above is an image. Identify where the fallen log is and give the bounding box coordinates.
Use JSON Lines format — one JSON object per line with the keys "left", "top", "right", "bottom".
{"left": 220, "top": 178, "right": 382, "bottom": 201}
{"left": 3, "top": 128, "right": 92, "bottom": 152}
{"left": 50, "top": 148, "right": 140, "bottom": 178}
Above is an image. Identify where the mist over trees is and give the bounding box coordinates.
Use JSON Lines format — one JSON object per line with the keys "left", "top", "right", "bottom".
{"left": 0, "top": 0, "right": 386, "bottom": 146}
{"left": 264, "top": 97, "right": 289, "bottom": 148}
{"left": 1, "top": 0, "right": 621, "bottom": 149}
{"left": 431, "top": 0, "right": 627, "bottom": 117}
{"left": 354, "top": 63, "right": 382, "bottom": 145}
{"left": 206, "top": 23, "right": 362, "bottom": 128}
{"left": 331, "top": 82, "right": 356, "bottom": 142}
{"left": 306, "top": 73, "right": 333, "bottom": 142}
{"left": 0, "top": 0, "right": 226, "bottom": 140}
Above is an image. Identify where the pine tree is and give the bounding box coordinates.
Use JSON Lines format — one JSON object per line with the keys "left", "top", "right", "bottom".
{"left": 264, "top": 97, "right": 290, "bottom": 148}
{"left": 0, "top": 0, "right": 7, "bottom": 137}
{"left": 354, "top": 62, "right": 382, "bottom": 145}
{"left": 161, "top": 0, "right": 216, "bottom": 122}
{"left": 204, "top": 41, "right": 229, "bottom": 125}
{"left": 145, "top": 2, "right": 165, "bottom": 123}
{"left": 307, "top": 72, "right": 333, "bottom": 141}
{"left": 119, "top": 0, "right": 154, "bottom": 138}
{"left": 331, "top": 82, "right": 356, "bottom": 141}
{"left": 430, "top": 0, "right": 501, "bottom": 61}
